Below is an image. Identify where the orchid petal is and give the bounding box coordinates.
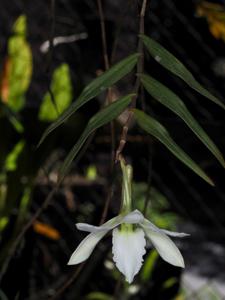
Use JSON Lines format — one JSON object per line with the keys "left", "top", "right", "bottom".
{"left": 112, "top": 228, "right": 146, "bottom": 283}
{"left": 67, "top": 230, "right": 108, "bottom": 265}
{"left": 122, "top": 209, "right": 144, "bottom": 224}
{"left": 76, "top": 210, "right": 144, "bottom": 233}
{"left": 141, "top": 218, "right": 189, "bottom": 237}
{"left": 161, "top": 229, "right": 189, "bottom": 237}
{"left": 143, "top": 227, "right": 185, "bottom": 268}
{"left": 76, "top": 223, "right": 101, "bottom": 232}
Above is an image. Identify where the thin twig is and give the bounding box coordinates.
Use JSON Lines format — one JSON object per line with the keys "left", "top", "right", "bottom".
{"left": 50, "top": 264, "right": 85, "bottom": 300}
{"left": 0, "top": 184, "right": 58, "bottom": 281}
{"left": 46, "top": 0, "right": 59, "bottom": 116}
{"left": 47, "top": 0, "right": 56, "bottom": 73}
{"left": 96, "top": 0, "right": 109, "bottom": 70}
{"left": 115, "top": 0, "right": 148, "bottom": 162}
{"left": 143, "top": 139, "right": 154, "bottom": 215}
{"left": 99, "top": 168, "right": 117, "bottom": 225}
{"left": 96, "top": 0, "right": 116, "bottom": 224}
{"left": 96, "top": 0, "right": 116, "bottom": 168}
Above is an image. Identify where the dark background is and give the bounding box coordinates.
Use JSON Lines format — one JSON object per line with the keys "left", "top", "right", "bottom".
{"left": 0, "top": 0, "right": 225, "bottom": 299}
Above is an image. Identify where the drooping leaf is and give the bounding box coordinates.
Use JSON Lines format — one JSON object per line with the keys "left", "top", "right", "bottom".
{"left": 140, "top": 34, "right": 225, "bottom": 110}
{"left": 58, "top": 94, "right": 134, "bottom": 182}
{"left": 39, "top": 64, "right": 73, "bottom": 121}
{"left": 141, "top": 74, "right": 225, "bottom": 167}
{"left": 2, "top": 15, "right": 33, "bottom": 112}
{"left": 38, "top": 54, "right": 139, "bottom": 147}
{"left": 133, "top": 109, "right": 214, "bottom": 185}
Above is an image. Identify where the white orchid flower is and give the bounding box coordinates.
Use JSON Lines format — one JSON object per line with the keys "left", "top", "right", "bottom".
{"left": 68, "top": 209, "right": 188, "bottom": 283}
{"left": 68, "top": 158, "right": 189, "bottom": 283}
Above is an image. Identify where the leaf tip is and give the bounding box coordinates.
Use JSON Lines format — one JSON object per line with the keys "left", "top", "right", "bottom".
{"left": 208, "top": 177, "right": 215, "bottom": 187}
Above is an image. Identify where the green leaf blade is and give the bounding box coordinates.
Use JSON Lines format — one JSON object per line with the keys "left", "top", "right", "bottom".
{"left": 141, "top": 74, "right": 225, "bottom": 168}
{"left": 133, "top": 109, "right": 214, "bottom": 186}
{"left": 38, "top": 54, "right": 139, "bottom": 147}
{"left": 140, "top": 34, "right": 225, "bottom": 110}
{"left": 58, "top": 94, "right": 134, "bottom": 182}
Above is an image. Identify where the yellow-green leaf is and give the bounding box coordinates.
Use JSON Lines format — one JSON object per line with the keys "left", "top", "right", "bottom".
{"left": 59, "top": 94, "right": 134, "bottom": 182}
{"left": 5, "top": 140, "right": 25, "bottom": 171}
{"left": 39, "top": 64, "right": 73, "bottom": 122}
{"left": 141, "top": 74, "right": 225, "bottom": 167}
{"left": 134, "top": 109, "right": 214, "bottom": 185}
{"left": 140, "top": 34, "right": 225, "bottom": 110}
{"left": 6, "top": 15, "right": 32, "bottom": 111}
{"left": 38, "top": 54, "right": 139, "bottom": 147}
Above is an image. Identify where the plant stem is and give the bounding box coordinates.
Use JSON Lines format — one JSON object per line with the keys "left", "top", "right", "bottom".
{"left": 115, "top": 0, "right": 148, "bottom": 162}
{"left": 96, "top": 0, "right": 115, "bottom": 168}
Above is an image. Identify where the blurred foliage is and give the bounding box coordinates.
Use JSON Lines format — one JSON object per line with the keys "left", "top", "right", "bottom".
{"left": 86, "top": 165, "right": 98, "bottom": 180}
{"left": 4, "top": 140, "right": 25, "bottom": 171}
{"left": 1, "top": 15, "right": 32, "bottom": 111}
{"left": 141, "top": 249, "right": 158, "bottom": 282}
{"left": 197, "top": 1, "right": 225, "bottom": 42}
{"left": 133, "top": 182, "right": 179, "bottom": 230}
{"left": 0, "top": 14, "right": 73, "bottom": 267}
{"left": 85, "top": 292, "right": 113, "bottom": 300}
{"left": 182, "top": 283, "right": 222, "bottom": 300}
{"left": 39, "top": 63, "right": 73, "bottom": 121}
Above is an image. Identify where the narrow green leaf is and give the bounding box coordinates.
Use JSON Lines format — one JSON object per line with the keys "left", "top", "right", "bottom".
{"left": 58, "top": 94, "right": 134, "bottom": 182}
{"left": 133, "top": 109, "right": 214, "bottom": 185}
{"left": 38, "top": 54, "right": 139, "bottom": 147}
{"left": 140, "top": 34, "right": 225, "bottom": 110}
{"left": 141, "top": 74, "right": 225, "bottom": 168}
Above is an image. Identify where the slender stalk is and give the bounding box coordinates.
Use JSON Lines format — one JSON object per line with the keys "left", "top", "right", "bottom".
{"left": 96, "top": 0, "right": 115, "bottom": 167}
{"left": 0, "top": 184, "right": 58, "bottom": 281}
{"left": 96, "top": 0, "right": 116, "bottom": 224}
{"left": 96, "top": 0, "right": 110, "bottom": 70}
{"left": 115, "top": 0, "right": 148, "bottom": 162}
{"left": 50, "top": 264, "right": 85, "bottom": 300}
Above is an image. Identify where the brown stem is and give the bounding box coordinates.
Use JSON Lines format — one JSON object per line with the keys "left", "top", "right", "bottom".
{"left": 96, "top": 0, "right": 116, "bottom": 223}
{"left": 143, "top": 139, "right": 154, "bottom": 215}
{"left": 50, "top": 264, "right": 85, "bottom": 300}
{"left": 0, "top": 184, "right": 59, "bottom": 281}
{"left": 96, "top": 0, "right": 110, "bottom": 70}
{"left": 96, "top": 0, "right": 115, "bottom": 167}
{"left": 115, "top": 0, "right": 148, "bottom": 162}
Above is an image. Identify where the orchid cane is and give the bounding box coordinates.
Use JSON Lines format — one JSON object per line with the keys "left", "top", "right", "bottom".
{"left": 68, "top": 158, "right": 189, "bottom": 283}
